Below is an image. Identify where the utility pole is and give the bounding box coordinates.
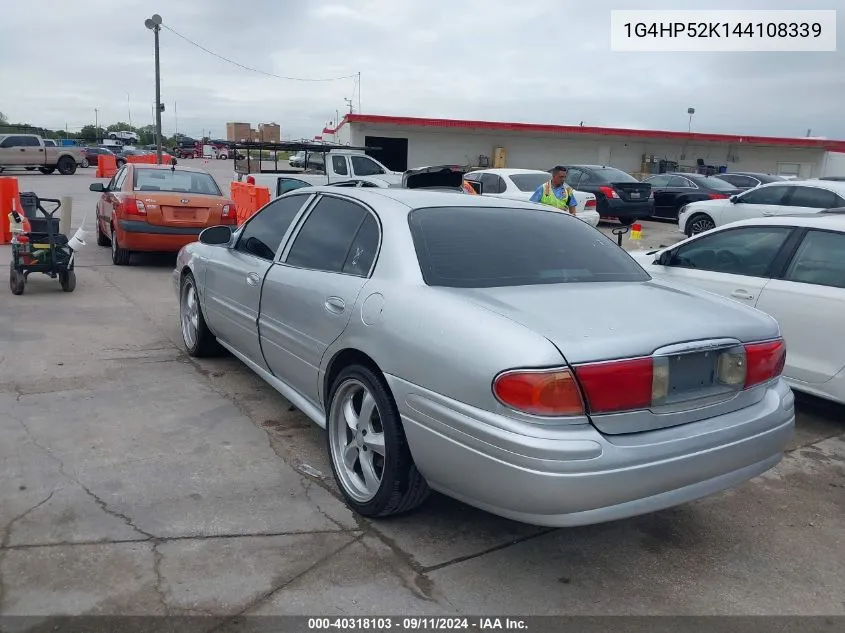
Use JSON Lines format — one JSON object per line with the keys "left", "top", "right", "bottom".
{"left": 145, "top": 14, "right": 163, "bottom": 164}
{"left": 175, "top": 101, "right": 178, "bottom": 137}
{"left": 358, "top": 71, "right": 361, "bottom": 114}
{"left": 127, "top": 93, "right": 132, "bottom": 128}
{"left": 94, "top": 108, "right": 99, "bottom": 138}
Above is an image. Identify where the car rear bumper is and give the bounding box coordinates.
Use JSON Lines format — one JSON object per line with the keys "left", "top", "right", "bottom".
{"left": 576, "top": 210, "right": 600, "bottom": 227}
{"left": 386, "top": 375, "right": 795, "bottom": 527}
{"left": 118, "top": 220, "right": 203, "bottom": 253}
{"left": 600, "top": 198, "right": 654, "bottom": 220}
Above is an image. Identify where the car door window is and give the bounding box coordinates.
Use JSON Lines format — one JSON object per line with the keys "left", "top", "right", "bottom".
{"left": 235, "top": 194, "right": 309, "bottom": 260}
{"left": 787, "top": 186, "right": 840, "bottom": 209}
{"left": 737, "top": 185, "right": 792, "bottom": 205}
{"left": 342, "top": 213, "right": 380, "bottom": 276}
{"left": 669, "top": 226, "right": 793, "bottom": 277}
{"left": 113, "top": 168, "right": 128, "bottom": 191}
{"left": 0, "top": 136, "right": 24, "bottom": 148}
{"left": 564, "top": 168, "right": 583, "bottom": 187}
{"left": 645, "top": 175, "right": 671, "bottom": 188}
{"left": 350, "top": 156, "right": 384, "bottom": 176}
{"left": 668, "top": 176, "right": 695, "bottom": 188}
{"left": 107, "top": 167, "right": 124, "bottom": 191}
{"left": 285, "top": 196, "right": 369, "bottom": 273}
{"left": 783, "top": 230, "right": 845, "bottom": 289}
{"left": 278, "top": 178, "right": 312, "bottom": 195}
{"left": 331, "top": 155, "right": 349, "bottom": 176}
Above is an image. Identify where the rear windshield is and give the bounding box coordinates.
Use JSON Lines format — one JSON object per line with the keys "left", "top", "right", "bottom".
{"left": 133, "top": 169, "right": 222, "bottom": 195}
{"left": 510, "top": 173, "right": 551, "bottom": 192}
{"left": 408, "top": 206, "right": 650, "bottom": 288}
{"left": 691, "top": 175, "right": 739, "bottom": 191}
{"left": 590, "top": 167, "right": 639, "bottom": 183}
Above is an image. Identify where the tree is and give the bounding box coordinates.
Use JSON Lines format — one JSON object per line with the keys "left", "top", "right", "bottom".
{"left": 106, "top": 122, "right": 135, "bottom": 133}
{"left": 0, "top": 111, "right": 7, "bottom": 124}
{"left": 79, "top": 125, "right": 106, "bottom": 141}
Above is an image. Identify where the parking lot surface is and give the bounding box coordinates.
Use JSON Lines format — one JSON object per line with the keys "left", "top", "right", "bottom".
{"left": 1, "top": 163, "right": 843, "bottom": 618}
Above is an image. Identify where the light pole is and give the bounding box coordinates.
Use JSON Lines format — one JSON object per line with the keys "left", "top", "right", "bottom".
{"left": 145, "top": 14, "right": 163, "bottom": 164}
{"left": 94, "top": 108, "right": 99, "bottom": 139}
{"left": 687, "top": 107, "right": 695, "bottom": 133}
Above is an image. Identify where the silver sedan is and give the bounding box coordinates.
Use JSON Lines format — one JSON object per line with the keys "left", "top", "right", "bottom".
{"left": 173, "top": 188, "right": 795, "bottom": 527}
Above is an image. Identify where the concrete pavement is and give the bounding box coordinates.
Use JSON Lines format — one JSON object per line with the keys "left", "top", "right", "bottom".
{"left": 0, "top": 165, "right": 843, "bottom": 620}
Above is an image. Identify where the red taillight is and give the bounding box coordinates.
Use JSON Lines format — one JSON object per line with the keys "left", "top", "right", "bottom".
{"left": 246, "top": 175, "right": 256, "bottom": 185}
{"left": 493, "top": 369, "right": 585, "bottom": 416}
{"left": 708, "top": 193, "right": 728, "bottom": 199}
{"left": 574, "top": 358, "right": 655, "bottom": 414}
{"left": 221, "top": 203, "right": 237, "bottom": 224}
{"left": 585, "top": 198, "right": 597, "bottom": 209}
{"left": 598, "top": 186, "right": 619, "bottom": 199}
{"left": 123, "top": 197, "right": 146, "bottom": 216}
{"left": 744, "top": 339, "right": 786, "bottom": 388}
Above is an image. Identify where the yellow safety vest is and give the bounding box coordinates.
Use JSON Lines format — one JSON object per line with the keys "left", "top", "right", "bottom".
{"left": 540, "top": 181, "right": 573, "bottom": 209}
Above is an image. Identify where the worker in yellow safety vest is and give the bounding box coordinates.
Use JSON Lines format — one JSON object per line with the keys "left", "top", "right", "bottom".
{"left": 529, "top": 165, "right": 577, "bottom": 215}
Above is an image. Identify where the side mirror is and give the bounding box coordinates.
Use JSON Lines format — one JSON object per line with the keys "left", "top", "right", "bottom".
{"left": 729, "top": 195, "right": 739, "bottom": 203}
{"left": 657, "top": 251, "right": 673, "bottom": 266}
{"left": 199, "top": 225, "right": 233, "bottom": 246}
{"left": 89, "top": 183, "right": 106, "bottom": 192}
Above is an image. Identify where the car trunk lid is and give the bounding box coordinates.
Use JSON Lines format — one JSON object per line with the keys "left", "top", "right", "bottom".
{"left": 140, "top": 192, "right": 224, "bottom": 227}
{"left": 611, "top": 181, "right": 651, "bottom": 202}
{"left": 443, "top": 280, "right": 781, "bottom": 434}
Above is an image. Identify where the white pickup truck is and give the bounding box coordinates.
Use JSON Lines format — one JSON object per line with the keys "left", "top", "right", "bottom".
{"left": 236, "top": 148, "right": 403, "bottom": 197}
{"left": 0, "top": 133, "right": 83, "bottom": 175}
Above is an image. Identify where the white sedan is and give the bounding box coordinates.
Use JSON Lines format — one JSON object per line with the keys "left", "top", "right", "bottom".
{"left": 677, "top": 179, "right": 845, "bottom": 236}
{"left": 465, "top": 168, "right": 600, "bottom": 227}
{"left": 632, "top": 211, "right": 845, "bottom": 404}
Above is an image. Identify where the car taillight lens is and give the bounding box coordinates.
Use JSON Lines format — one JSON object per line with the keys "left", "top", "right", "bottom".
{"left": 123, "top": 197, "right": 146, "bottom": 215}
{"left": 744, "top": 339, "right": 786, "bottom": 388}
{"left": 574, "top": 358, "right": 655, "bottom": 414}
{"left": 493, "top": 369, "right": 584, "bottom": 416}
{"left": 598, "top": 186, "right": 619, "bottom": 199}
{"left": 221, "top": 203, "right": 237, "bottom": 224}
{"left": 585, "top": 199, "right": 597, "bottom": 209}
{"left": 709, "top": 193, "right": 728, "bottom": 199}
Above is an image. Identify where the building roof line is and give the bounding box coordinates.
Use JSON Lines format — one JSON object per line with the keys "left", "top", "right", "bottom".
{"left": 322, "top": 114, "right": 845, "bottom": 152}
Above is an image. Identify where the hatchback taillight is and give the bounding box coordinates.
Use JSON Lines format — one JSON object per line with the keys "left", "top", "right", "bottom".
{"left": 123, "top": 197, "right": 146, "bottom": 216}
{"left": 221, "top": 203, "right": 237, "bottom": 224}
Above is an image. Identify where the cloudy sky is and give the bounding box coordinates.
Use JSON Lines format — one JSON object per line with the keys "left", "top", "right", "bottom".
{"left": 1, "top": 0, "right": 842, "bottom": 140}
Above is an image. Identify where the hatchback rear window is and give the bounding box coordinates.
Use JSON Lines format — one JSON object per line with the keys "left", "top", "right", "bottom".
{"left": 133, "top": 169, "right": 222, "bottom": 195}
{"left": 408, "top": 206, "right": 650, "bottom": 288}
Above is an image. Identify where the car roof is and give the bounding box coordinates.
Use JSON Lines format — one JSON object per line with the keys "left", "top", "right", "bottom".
{"left": 718, "top": 172, "right": 782, "bottom": 178}
{"left": 466, "top": 168, "right": 548, "bottom": 176}
{"left": 718, "top": 210, "right": 845, "bottom": 231}
{"left": 753, "top": 178, "right": 845, "bottom": 193}
{"left": 300, "top": 185, "right": 545, "bottom": 210}
{"left": 132, "top": 164, "right": 211, "bottom": 174}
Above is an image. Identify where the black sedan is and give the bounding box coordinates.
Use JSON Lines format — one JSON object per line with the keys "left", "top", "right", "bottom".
{"left": 713, "top": 172, "right": 786, "bottom": 190}
{"left": 562, "top": 165, "right": 652, "bottom": 225}
{"left": 642, "top": 172, "right": 742, "bottom": 220}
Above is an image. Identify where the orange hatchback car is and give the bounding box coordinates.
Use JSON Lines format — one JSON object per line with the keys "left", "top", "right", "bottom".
{"left": 90, "top": 163, "right": 236, "bottom": 265}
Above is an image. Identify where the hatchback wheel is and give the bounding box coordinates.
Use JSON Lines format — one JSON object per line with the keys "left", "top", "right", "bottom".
{"left": 180, "top": 272, "right": 219, "bottom": 356}
{"left": 110, "top": 226, "right": 131, "bottom": 265}
{"left": 326, "top": 365, "right": 429, "bottom": 518}
{"left": 96, "top": 218, "right": 111, "bottom": 247}
{"left": 687, "top": 213, "right": 715, "bottom": 236}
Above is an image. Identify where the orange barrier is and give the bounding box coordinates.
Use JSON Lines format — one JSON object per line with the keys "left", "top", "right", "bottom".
{"left": 0, "top": 177, "right": 23, "bottom": 244}
{"left": 96, "top": 153, "right": 117, "bottom": 178}
{"left": 231, "top": 181, "right": 271, "bottom": 225}
{"left": 126, "top": 153, "right": 174, "bottom": 165}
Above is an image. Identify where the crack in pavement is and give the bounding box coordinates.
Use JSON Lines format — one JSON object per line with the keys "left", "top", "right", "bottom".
{"left": 0, "top": 489, "right": 58, "bottom": 610}
{"left": 151, "top": 541, "right": 169, "bottom": 615}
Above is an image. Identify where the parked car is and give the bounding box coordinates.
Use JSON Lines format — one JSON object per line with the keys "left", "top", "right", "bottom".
{"left": 172, "top": 188, "right": 793, "bottom": 526}
{"left": 714, "top": 172, "right": 787, "bottom": 190}
{"left": 562, "top": 165, "right": 652, "bottom": 224}
{"left": 642, "top": 172, "right": 743, "bottom": 221}
{"left": 632, "top": 211, "right": 845, "bottom": 404}
{"left": 83, "top": 146, "right": 116, "bottom": 167}
{"left": 114, "top": 148, "right": 151, "bottom": 167}
{"left": 108, "top": 130, "right": 140, "bottom": 143}
{"left": 818, "top": 176, "right": 845, "bottom": 182}
{"left": 464, "top": 168, "right": 599, "bottom": 227}
{"left": 677, "top": 179, "right": 845, "bottom": 236}
{"left": 89, "top": 164, "right": 235, "bottom": 265}
{"left": 289, "top": 151, "right": 306, "bottom": 168}
{"left": 0, "top": 133, "right": 81, "bottom": 174}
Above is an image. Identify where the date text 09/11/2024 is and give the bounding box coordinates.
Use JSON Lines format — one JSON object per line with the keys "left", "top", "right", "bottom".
{"left": 622, "top": 21, "right": 823, "bottom": 39}
{"left": 307, "top": 617, "right": 529, "bottom": 630}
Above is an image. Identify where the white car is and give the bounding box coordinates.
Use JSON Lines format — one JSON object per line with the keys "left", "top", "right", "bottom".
{"left": 632, "top": 210, "right": 845, "bottom": 405}
{"left": 465, "top": 168, "right": 600, "bottom": 227}
{"left": 677, "top": 179, "right": 845, "bottom": 236}
{"left": 108, "top": 130, "right": 140, "bottom": 143}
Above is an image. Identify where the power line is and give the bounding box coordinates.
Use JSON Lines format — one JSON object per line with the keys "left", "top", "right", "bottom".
{"left": 161, "top": 24, "right": 358, "bottom": 82}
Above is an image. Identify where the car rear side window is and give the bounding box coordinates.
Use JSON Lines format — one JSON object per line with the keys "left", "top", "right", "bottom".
{"left": 408, "top": 206, "right": 649, "bottom": 288}
{"left": 783, "top": 230, "right": 845, "bottom": 289}
{"left": 332, "top": 156, "right": 349, "bottom": 176}
{"left": 236, "top": 194, "right": 309, "bottom": 260}
{"left": 788, "top": 186, "right": 840, "bottom": 209}
{"left": 285, "top": 196, "right": 371, "bottom": 273}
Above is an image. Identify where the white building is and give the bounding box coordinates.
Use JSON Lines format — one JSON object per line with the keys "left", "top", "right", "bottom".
{"left": 324, "top": 114, "right": 845, "bottom": 179}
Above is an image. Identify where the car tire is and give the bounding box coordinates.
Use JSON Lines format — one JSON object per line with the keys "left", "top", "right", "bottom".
{"left": 96, "top": 218, "right": 111, "bottom": 247}
{"left": 57, "top": 156, "right": 76, "bottom": 175}
{"left": 618, "top": 217, "right": 635, "bottom": 226}
{"left": 39, "top": 166, "right": 56, "bottom": 175}
{"left": 25, "top": 166, "right": 36, "bottom": 171}
{"left": 179, "top": 272, "right": 220, "bottom": 357}
{"left": 59, "top": 270, "right": 76, "bottom": 292}
{"left": 81, "top": 158, "right": 90, "bottom": 168}
{"left": 9, "top": 269, "right": 25, "bottom": 295}
{"left": 686, "top": 213, "right": 715, "bottom": 236}
{"left": 110, "top": 225, "right": 131, "bottom": 265}
{"left": 108, "top": 133, "right": 117, "bottom": 140}
{"left": 326, "top": 364, "right": 430, "bottom": 518}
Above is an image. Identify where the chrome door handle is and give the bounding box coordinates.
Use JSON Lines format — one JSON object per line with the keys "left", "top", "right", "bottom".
{"left": 324, "top": 297, "right": 345, "bottom": 314}
{"left": 246, "top": 272, "right": 260, "bottom": 286}
{"left": 730, "top": 290, "right": 754, "bottom": 300}
{"left": 762, "top": 212, "right": 774, "bottom": 216}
